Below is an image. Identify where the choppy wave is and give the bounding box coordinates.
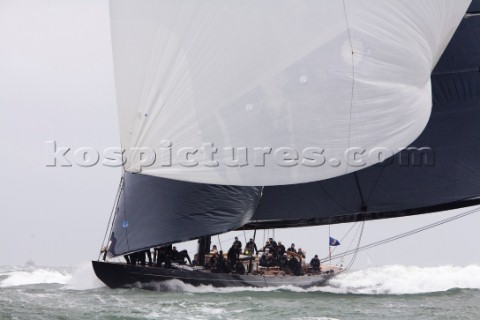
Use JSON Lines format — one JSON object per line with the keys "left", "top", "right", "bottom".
{"left": 65, "top": 263, "right": 105, "bottom": 290}
{"left": 0, "top": 267, "right": 71, "bottom": 287}
{"left": 0, "top": 263, "right": 104, "bottom": 289}
{"left": 1, "top": 264, "right": 479, "bottom": 295}
{"left": 321, "top": 264, "right": 480, "bottom": 295}
{"left": 154, "top": 264, "right": 480, "bottom": 295}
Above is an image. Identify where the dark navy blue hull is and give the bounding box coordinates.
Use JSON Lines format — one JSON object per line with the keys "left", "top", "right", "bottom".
{"left": 92, "top": 261, "right": 334, "bottom": 290}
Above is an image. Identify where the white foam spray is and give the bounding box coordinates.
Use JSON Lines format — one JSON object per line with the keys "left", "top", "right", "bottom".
{"left": 148, "top": 265, "right": 480, "bottom": 295}
{"left": 0, "top": 262, "right": 104, "bottom": 289}
{"left": 321, "top": 264, "right": 480, "bottom": 294}
{"left": 1, "top": 264, "right": 479, "bottom": 295}
{"left": 65, "top": 262, "right": 105, "bottom": 290}
{"left": 0, "top": 267, "right": 71, "bottom": 287}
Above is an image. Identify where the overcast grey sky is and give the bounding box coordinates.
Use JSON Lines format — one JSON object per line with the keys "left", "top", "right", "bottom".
{"left": 1, "top": 0, "right": 479, "bottom": 269}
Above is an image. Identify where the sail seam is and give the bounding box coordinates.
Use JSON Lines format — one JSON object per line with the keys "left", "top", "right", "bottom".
{"left": 342, "top": 0, "right": 355, "bottom": 176}
{"left": 353, "top": 172, "right": 367, "bottom": 212}
{"left": 318, "top": 183, "right": 351, "bottom": 212}
{"left": 365, "top": 165, "right": 387, "bottom": 203}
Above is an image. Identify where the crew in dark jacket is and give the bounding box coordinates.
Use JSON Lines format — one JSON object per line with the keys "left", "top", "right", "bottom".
{"left": 287, "top": 243, "right": 297, "bottom": 253}
{"left": 259, "top": 253, "right": 270, "bottom": 267}
{"left": 172, "top": 246, "right": 192, "bottom": 265}
{"left": 287, "top": 256, "right": 302, "bottom": 276}
{"left": 268, "top": 238, "right": 278, "bottom": 251}
{"left": 233, "top": 237, "right": 242, "bottom": 254}
{"left": 234, "top": 262, "right": 246, "bottom": 275}
{"left": 277, "top": 241, "right": 286, "bottom": 256}
{"left": 155, "top": 244, "right": 172, "bottom": 268}
{"left": 213, "top": 251, "right": 229, "bottom": 273}
{"left": 227, "top": 244, "right": 238, "bottom": 267}
{"left": 277, "top": 253, "right": 288, "bottom": 269}
{"left": 244, "top": 238, "right": 258, "bottom": 255}
{"left": 310, "top": 255, "right": 321, "bottom": 273}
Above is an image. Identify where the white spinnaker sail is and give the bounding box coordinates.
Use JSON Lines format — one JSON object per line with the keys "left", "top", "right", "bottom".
{"left": 109, "top": 0, "right": 470, "bottom": 186}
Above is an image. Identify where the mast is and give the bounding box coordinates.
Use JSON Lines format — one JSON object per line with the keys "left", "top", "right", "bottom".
{"left": 196, "top": 237, "right": 211, "bottom": 266}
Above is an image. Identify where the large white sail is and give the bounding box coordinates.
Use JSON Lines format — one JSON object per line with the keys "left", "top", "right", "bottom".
{"left": 109, "top": 0, "right": 470, "bottom": 186}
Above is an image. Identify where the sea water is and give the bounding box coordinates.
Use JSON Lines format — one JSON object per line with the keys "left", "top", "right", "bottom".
{"left": 1, "top": 264, "right": 479, "bottom": 320}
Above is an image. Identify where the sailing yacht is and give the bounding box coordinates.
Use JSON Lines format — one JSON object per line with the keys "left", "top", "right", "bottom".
{"left": 93, "top": 0, "right": 480, "bottom": 290}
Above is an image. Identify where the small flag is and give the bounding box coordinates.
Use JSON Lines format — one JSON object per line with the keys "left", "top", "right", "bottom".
{"left": 329, "top": 237, "right": 340, "bottom": 246}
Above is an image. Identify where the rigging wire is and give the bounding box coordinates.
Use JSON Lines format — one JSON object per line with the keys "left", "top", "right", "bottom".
{"left": 322, "top": 205, "right": 480, "bottom": 263}
{"left": 336, "top": 222, "right": 360, "bottom": 265}
{"left": 344, "top": 220, "right": 365, "bottom": 271}
{"left": 345, "top": 222, "right": 362, "bottom": 252}
{"left": 328, "top": 221, "right": 359, "bottom": 260}
{"left": 328, "top": 224, "right": 331, "bottom": 260}
{"left": 331, "top": 219, "right": 365, "bottom": 269}
{"left": 218, "top": 231, "right": 254, "bottom": 245}
{"left": 98, "top": 176, "right": 124, "bottom": 261}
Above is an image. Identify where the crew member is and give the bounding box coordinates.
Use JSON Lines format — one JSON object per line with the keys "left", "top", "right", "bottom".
{"left": 210, "top": 245, "right": 218, "bottom": 254}
{"left": 227, "top": 244, "right": 238, "bottom": 267}
{"left": 277, "top": 253, "right": 288, "bottom": 269}
{"left": 287, "top": 243, "right": 297, "bottom": 253}
{"left": 277, "top": 241, "right": 286, "bottom": 256}
{"left": 235, "top": 261, "right": 246, "bottom": 275}
{"left": 287, "top": 256, "right": 301, "bottom": 276}
{"left": 244, "top": 238, "right": 258, "bottom": 255}
{"left": 233, "top": 237, "right": 242, "bottom": 254}
{"left": 310, "top": 255, "right": 321, "bottom": 273}
{"left": 172, "top": 246, "right": 192, "bottom": 265}
{"left": 268, "top": 238, "right": 278, "bottom": 251}
{"left": 259, "top": 252, "right": 270, "bottom": 267}
{"left": 209, "top": 252, "right": 219, "bottom": 269}
{"left": 213, "top": 250, "right": 229, "bottom": 273}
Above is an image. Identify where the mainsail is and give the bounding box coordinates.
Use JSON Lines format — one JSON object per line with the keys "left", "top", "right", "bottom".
{"left": 107, "top": 1, "right": 475, "bottom": 257}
